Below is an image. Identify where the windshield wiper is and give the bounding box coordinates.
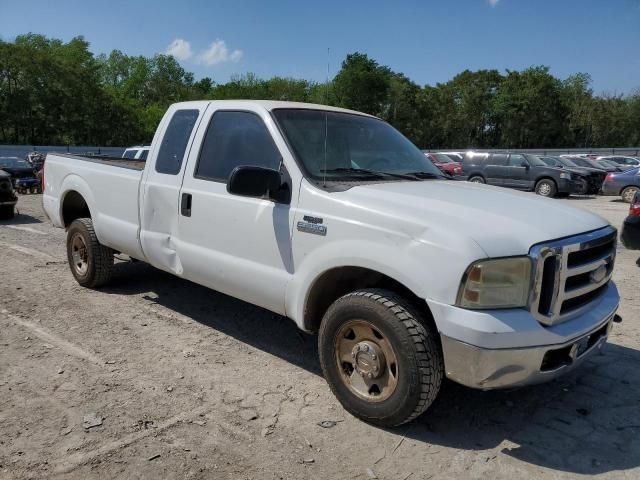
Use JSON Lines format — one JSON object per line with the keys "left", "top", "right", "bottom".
{"left": 320, "top": 168, "right": 418, "bottom": 180}
{"left": 403, "top": 171, "right": 447, "bottom": 179}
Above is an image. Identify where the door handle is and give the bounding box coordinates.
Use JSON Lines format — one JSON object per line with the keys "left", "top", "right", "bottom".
{"left": 181, "top": 193, "right": 192, "bottom": 217}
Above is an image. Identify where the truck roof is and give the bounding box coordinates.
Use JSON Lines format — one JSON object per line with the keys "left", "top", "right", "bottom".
{"left": 170, "top": 100, "right": 378, "bottom": 118}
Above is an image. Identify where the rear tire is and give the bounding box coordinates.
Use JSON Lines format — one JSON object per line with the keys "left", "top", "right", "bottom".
{"left": 0, "top": 205, "right": 15, "bottom": 219}
{"left": 621, "top": 186, "right": 639, "bottom": 203}
{"left": 468, "top": 176, "right": 485, "bottom": 184}
{"left": 318, "top": 289, "right": 443, "bottom": 427}
{"left": 535, "top": 179, "right": 557, "bottom": 197}
{"left": 66, "top": 218, "right": 114, "bottom": 288}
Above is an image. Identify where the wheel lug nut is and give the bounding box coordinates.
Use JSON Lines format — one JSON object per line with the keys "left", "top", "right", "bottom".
{"left": 363, "top": 345, "right": 369, "bottom": 352}
{"left": 371, "top": 354, "right": 376, "bottom": 360}
{"left": 367, "top": 373, "right": 373, "bottom": 379}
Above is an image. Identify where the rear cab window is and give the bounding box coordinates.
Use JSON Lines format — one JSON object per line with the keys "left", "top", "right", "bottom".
{"left": 155, "top": 109, "right": 200, "bottom": 175}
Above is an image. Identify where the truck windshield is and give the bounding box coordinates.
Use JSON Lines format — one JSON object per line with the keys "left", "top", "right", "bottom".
{"left": 273, "top": 109, "right": 443, "bottom": 181}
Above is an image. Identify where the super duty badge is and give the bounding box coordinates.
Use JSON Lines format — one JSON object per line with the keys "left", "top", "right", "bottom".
{"left": 297, "top": 215, "right": 327, "bottom": 236}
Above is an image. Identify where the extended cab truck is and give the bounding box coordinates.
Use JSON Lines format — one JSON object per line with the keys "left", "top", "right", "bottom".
{"left": 43, "top": 101, "right": 621, "bottom": 427}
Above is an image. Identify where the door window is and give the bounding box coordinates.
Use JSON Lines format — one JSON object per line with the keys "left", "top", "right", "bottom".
{"left": 487, "top": 154, "right": 508, "bottom": 166}
{"left": 195, "top": 111, "right": 281, "bottom": 182}
{"left": 155, "top": 109, "right": 200, "bottom": 175}
{"left": 507, "top": 154, "right": 526, "bottom": 166}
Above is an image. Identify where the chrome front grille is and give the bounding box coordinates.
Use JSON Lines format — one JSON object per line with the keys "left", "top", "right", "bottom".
{"left": 529, "top": 226, "right": 616, "bottom": 325}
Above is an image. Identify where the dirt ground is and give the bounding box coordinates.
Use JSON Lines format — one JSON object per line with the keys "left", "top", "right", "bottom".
{"left": 1, "top": 193, "right": 639, "bottom": 480}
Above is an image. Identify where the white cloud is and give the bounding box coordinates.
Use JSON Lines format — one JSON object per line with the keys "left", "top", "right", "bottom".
{"left": 196, "top": 39, "right": 243, "bottom": 66}
{"left": 487, "top": 0, "right": 500, "bottom": 6}
{"left": 166, "top": 38, "right": 193, "bottom": 61}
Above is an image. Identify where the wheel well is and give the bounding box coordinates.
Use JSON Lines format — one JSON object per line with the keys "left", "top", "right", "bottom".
{"left": 536, "top": 176, "right": 556, "bottom": 186}
{"left": 61, "top": 191, "right": 91, "bottom": 227}
{"left": 621, "top": 185, "right": 639, "bottom": 194}
{"left": 303, "top": 266, "right": 432, "bottom": 333}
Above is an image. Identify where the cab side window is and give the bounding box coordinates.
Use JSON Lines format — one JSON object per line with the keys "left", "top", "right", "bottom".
{"left": 195, "top": 111, "right": 281, "bottom": 182}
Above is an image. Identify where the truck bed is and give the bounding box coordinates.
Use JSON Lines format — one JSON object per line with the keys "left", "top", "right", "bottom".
{"left": 48, "top": 153, "right": 146, "bottom": 171}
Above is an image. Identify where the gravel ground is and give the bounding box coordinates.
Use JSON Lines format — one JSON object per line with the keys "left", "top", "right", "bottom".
{"left": 1, "top": 193, "right": 639, "bottom": 480}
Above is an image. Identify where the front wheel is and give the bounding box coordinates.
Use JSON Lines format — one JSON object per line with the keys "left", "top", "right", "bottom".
{"left": 66, "top": 218, "right": 114, "bottom": 288}
{"left": 468, "top": 176, "right": 485, "bottom": 184}
{"left": 621, "top": 186, "right": 639, "bottom": 203}
{"left": 318, "top": 289, "right": 443, "bottom": 427}
{"left": 535, "top": 179, "right": 557, "bottom": 197}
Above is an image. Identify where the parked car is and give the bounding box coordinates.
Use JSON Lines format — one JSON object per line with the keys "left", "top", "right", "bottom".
{"left": 0, "top": 169, "right": 18, "bottom": 219}
{"left": 43, "top": 100, "right": 620, "bottom": 427}
{"left": 563, "top": 155, "right": 619, "bottom": 173}
{"left": 601, "top": 167, "right": 640, "bottom": 203}
{"left": 594, "top": 159, "right": 627, "bottom": 172}
{"left": 461, "top": 152, "right": 579, "bottom": 197}
{"left": 539, "top": 156, "right": 603, "bottom": 194}
{"left": 442, "top": 152, "right": 464, "bottom": 163}
{"left": 423, "top": 152, "right": 462, "bottom": 176}
{"left": 0, "top": 156, "right": 40, "bottom": 193}
{"left": 597, "top": 156, "right": 640, "bottom": 169}
{"left": 122, "top": 146, "right": 150, "bottom": 160}
{"left": 621, "top": 191, "right": 640, "bottom": 251}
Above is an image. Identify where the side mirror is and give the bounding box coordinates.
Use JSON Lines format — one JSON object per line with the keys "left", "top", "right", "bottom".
{"left": 521, "top": 161, "right": 530, "bottom": 169}
{"left": 227, "top": 165, "right": 283, "bottom": 201}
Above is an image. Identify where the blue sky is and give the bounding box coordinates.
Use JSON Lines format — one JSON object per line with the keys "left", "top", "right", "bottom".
{"left": 1, "top": 0, "right": 639, "bottom": 94}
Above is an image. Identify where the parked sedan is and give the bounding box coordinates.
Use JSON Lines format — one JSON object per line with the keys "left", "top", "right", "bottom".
{"left": 539, "top": 156, "right": 603, "bottom": 194}
{"left": 0, "top": 157, "right": 39, "bottom": 193}
{"left": 601, "top": 167, "right": 640, "bottom": 203}
{"left": 595, "top": 159, "right": 627, "bottom": 172}
{"left": 423, "top": 152, "right": 462, "bottom": 176}
{"left": 598, "top": 155, "right": 640, "bottom": 169}
{"left": 563, "top": 156, "right": 619, "bottom": 173}
{"left": 621, "top": 191, "right": 640, "bottom": 251}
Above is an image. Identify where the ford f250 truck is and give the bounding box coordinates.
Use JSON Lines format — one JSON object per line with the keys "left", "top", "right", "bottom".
{"left": 43, "top": 101, "right": 620, "bottom": 426}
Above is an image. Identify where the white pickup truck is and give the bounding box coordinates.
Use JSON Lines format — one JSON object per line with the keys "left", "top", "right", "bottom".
{"left": 43, "top": 100, "right": 620, "bottom": 426}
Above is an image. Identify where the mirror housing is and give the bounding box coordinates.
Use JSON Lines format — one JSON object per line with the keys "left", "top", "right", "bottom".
{"left": 227, "top": 166, "right": 286, "bottom": 202}
{"left": 521, "top": 161, "right": 530, "bottom": 169}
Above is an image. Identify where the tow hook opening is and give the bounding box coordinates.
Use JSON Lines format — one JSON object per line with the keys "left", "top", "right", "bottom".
{"left": 540, "top": 322, "right": 610, "bottom": 372}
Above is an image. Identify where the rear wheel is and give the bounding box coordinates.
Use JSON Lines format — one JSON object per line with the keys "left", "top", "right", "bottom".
{"left": 468, "top": 176, "right": 485, "bottom": 184}
{"left": 535, "top": 179, "right": 557, "bottom": 197}
{"left": 0, "top": 205, "right": 15, "bottom": 219}
{"left": 318, "top": 289, "right": 443, "bottom": 427}
{"left": 621, "top": 186, "right": 639, "bottom": 203}
{"left": 66, "top": 218, "right": 114, "bottom": 288}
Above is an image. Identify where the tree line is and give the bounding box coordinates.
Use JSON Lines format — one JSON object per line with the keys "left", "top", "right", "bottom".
{"left": 1, "top": 34, "right": 639, "bottom": 149}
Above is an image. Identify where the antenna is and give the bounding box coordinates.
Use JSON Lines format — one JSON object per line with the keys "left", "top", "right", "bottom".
{"left": 323, "top": 47, "right": 329, "bottom": 187}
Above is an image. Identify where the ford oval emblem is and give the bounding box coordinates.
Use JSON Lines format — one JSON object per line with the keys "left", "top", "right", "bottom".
{"left": 590, "top": 265, "right": 607, "bottom": 284}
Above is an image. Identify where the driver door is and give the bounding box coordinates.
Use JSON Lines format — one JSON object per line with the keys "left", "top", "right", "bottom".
{"left": 175, "top": 108, "right": 296, "bottom": 315}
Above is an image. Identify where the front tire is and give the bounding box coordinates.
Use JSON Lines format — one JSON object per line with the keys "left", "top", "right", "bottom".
{"left": 535, "top": 179, "right": 557, "bottom": 197}
{"left": 318, "top": 289, "right": 443, "bottom": 427}
{"left": 66, "top": 218, "right": 114, "bottom": 288}
{"left": 468, "top": 176, "right": 485, "bottom": 184}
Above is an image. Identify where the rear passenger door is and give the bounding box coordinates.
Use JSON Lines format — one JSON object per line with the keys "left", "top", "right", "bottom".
{"left": 175, "top": 108, "right": 295, "bottom": 315}
{"left": 504, "top": 154, "right": 530, "bottom": 189}
{"left": 484, "top": 153, "right": 508, "bottom": 185}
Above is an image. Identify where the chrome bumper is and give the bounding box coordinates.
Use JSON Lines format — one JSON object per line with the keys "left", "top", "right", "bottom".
{"left": 441, "top": 311, "right": 616, "bottom": 390}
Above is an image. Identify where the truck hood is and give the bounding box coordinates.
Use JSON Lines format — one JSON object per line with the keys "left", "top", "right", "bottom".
{"left": 341, "top": 180, "right": 609, "bottom": 257}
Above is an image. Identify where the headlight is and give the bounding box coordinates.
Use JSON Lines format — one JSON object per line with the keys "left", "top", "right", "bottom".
{"left": 456, "top": 257, "right": 532, "bottom": 309}
{"left": 559, "top": 172, "right": 572, "bottom": 180}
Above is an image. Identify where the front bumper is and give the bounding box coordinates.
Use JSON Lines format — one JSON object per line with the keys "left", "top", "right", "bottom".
{"left": 441, "top": 312, "right": 615, "bottom": 389}
{"left": 557, "top": 178, "right": 576, "bottom": 193}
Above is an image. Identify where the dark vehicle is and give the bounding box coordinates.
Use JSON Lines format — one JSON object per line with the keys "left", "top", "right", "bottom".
{"left": 564, "top": 156, "right": 618, "bottom": 173}
{"left": 461, "top": 152, "right": 578, "bottom": 197}
{"left": 621, "top": 191, "right": 640, "bottom": 251}
{"left": 0, "top": 169, "right": 18, "bottom": 219}
{"left": 539, "top": 156, "right": 603, "bottom": 194}
{"left": 0, "top": 156, "right": 40, "bottom": 193}
{"left": 601, "top": 167, "right": 640, "bottom": 203}
{"left": 598, "top": 156, "right": 640, "bottom": 169}
{"left": 423, "top": 152, "right": 462, "bottom": 176}
{"left": 594, "top": 159, "right": 627, "bottom": 172}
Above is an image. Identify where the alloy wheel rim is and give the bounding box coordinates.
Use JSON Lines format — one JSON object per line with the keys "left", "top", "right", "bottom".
{"left": 334, "top": 319, "right": 399, "bottom": 402}
{"left": 539, "top": 183, "right": 551, "bottom": 195}
{"left": 71, "top": 233, "right": 88, "bottom": 275}
{"left": 623, "top": 188, "right": 638, "bottom": 203}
